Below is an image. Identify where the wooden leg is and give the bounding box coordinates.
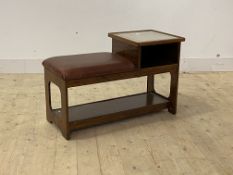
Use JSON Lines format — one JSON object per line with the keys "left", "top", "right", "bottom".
{"left": 59, "top": 82, "right": 71, "bottom": 140}
{"left": 147, "top": 75, "right": 155, "bottom": 93}
{"left": 44, "top": 73, "right": 53, "bottom": 123}
{"left": 168, "top": 70, "right": 179, "bottom": 114}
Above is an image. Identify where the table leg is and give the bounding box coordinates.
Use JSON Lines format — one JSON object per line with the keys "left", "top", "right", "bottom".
{"left": 168, "top": 69, "right": 179, "bottom": 114}
{"left": 59, "top": 82, "right": 71, "bottom": 140}
{"left": 147, "top": 75, "right": 155, "bottom": 93}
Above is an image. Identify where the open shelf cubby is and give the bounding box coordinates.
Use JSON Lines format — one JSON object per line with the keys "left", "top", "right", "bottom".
{"left": 140, "top": 43, "right": 180, "bottom": 68}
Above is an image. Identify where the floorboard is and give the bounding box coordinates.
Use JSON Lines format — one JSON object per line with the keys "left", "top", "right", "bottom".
{"left": 0, "top": 72, "right": 233, "bottom": 175}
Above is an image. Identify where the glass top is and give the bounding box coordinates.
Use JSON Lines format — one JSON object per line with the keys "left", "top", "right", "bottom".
{"left": 114, "top": 30, "right": 179, "bottom": 43}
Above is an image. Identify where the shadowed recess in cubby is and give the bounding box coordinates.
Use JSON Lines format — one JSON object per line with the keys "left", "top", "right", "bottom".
{"left": 141, "top": 43, "right": 180, "bottom": 68}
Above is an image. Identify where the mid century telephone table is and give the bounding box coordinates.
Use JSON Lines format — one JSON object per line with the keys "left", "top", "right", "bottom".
{"left": 42, "top": 30, "right": 185, "bottom": 139}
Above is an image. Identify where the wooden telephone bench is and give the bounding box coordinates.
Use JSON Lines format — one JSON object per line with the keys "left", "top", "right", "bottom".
{"left": 42, "top": 30, "right": 185, "bottom": 139}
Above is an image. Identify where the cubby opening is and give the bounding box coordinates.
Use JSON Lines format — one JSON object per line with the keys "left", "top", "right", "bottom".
{"left": 141, "top": 43, "right": 180, "bottom": 68}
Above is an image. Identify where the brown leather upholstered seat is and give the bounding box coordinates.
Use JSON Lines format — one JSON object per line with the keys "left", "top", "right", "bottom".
{"left": 42, "top": 52, "right": 135, "bottom": 81}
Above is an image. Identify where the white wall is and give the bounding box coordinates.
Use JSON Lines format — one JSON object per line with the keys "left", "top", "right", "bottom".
{"left": 0, "top": 0, "right": 233, "bottom": 72}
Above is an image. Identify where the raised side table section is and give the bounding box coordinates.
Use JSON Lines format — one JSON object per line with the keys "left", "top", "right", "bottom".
{"left": 109, "top": 29, "right": 185, "bottom": 114}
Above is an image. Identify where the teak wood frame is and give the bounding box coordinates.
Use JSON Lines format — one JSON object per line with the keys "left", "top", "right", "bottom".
{"left": 44, "top": 30, "right": 184, "bottom": 140}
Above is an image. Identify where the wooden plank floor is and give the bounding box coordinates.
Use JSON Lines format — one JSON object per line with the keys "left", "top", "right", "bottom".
{"left": 0, "top": 72, "right": 233, "bottom": 175}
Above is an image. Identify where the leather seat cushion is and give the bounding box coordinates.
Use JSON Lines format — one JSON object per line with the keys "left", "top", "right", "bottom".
{"left": 42, "top": 52, "right": 135, "bottom": 81}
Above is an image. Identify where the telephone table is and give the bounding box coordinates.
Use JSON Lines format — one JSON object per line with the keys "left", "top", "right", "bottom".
{"left": 42, "top": 29, "right": 185, "bottom": 139}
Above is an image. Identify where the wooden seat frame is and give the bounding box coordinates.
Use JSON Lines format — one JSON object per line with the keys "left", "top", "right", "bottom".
{"left": 44, "top": 65, "right": 179, "bottom": 139}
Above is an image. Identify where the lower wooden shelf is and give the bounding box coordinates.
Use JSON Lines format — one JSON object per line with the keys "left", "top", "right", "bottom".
{"left": 53, "top": 92, "right": 169, "bottom": 130}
